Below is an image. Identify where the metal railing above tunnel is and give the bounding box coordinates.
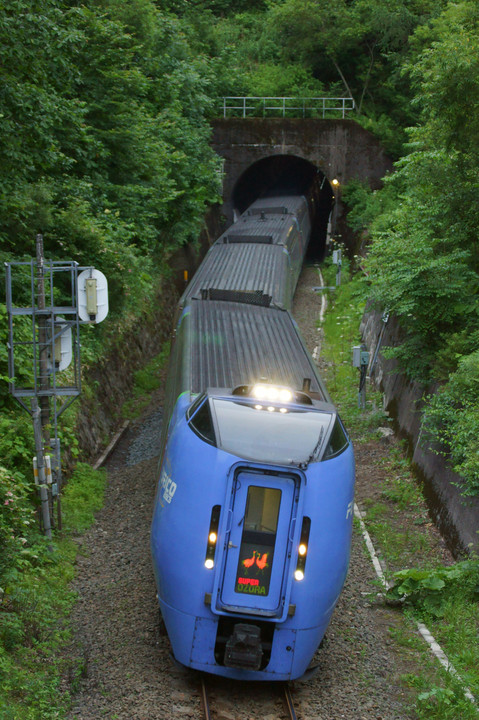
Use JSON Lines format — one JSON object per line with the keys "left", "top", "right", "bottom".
{"left": 221, "top": 96, "right": 356, "bottom": 119}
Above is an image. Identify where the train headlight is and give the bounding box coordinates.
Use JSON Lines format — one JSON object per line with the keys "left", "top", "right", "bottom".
{"left": 252, "top": 384, "right": 268, "bottom": 400}
{"left": 252, "top": 383, "right": 293, "bottom": 404}
{"left": 295, "top": 517, "right": 311, "bottom": 581}
{"left": 204, "top": 505, "right": 221, "bottom": 570}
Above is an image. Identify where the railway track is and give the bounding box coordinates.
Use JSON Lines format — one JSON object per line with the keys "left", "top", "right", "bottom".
{"left": 200, "top": 675, "right": 299, "bottom": 720}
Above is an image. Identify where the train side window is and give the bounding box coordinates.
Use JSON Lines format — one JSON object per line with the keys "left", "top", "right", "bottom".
{"left": 323, "top": 417, "right": 349, "bottom": 459}
{"left": 189, "top": 399, "right": 217, "bottom": 446}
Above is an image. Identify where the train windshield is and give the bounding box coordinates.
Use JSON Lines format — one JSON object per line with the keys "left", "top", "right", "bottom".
{"left": 207, "top": 398, "right": 333, "bottom": 465}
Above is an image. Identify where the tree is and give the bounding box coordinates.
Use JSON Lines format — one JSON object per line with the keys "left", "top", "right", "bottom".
{"left": 363, "top": 1, "right": 479, "bottom": 382}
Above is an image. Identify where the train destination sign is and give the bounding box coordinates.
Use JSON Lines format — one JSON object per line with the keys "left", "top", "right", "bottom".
{"left": 235, "top": 543, "right": 274, "bottom": 596}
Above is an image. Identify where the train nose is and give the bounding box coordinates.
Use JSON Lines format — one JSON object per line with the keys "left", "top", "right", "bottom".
{"left": 224, "top": 623, "right": 263, "bottom": 671}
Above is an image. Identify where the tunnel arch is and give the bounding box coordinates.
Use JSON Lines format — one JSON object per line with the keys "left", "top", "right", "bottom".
{"left": 211, "top": 118, "right": 393, "bottom": 257}
{"left": 232, "top": 155, "right": 335, "bottom": 261}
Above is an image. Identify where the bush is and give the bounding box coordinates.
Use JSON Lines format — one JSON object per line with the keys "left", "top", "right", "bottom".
{"left": 0, "top": 466, "right": 39, "bottom": 585}
{"left": 422, "top": 350, "right": 479, "bottom": 496}
{"left": 387, "top": 558, "right": 479, "bottom": 617}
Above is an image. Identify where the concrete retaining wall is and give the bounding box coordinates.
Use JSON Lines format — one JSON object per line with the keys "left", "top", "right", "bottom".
{"left": 75, "top": 277, "right": 177, "bottom": 464}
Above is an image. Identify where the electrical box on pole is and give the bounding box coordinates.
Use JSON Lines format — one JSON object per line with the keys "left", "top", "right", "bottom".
{"left": 352, "top": 345, "right": 369, "bottom": 409}
{"left": 47, "top": 319, "right": 72, "bottom": 373}
{"left": 332, "top": 248, "right": 342, "bottom": 286}
{"left": 77, "top": 268, "right": 109, "bottom": 323}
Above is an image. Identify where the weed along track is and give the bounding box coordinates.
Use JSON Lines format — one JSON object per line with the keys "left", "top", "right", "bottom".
{"left": 65, "top": 267, "right": 459, "bottom": 720}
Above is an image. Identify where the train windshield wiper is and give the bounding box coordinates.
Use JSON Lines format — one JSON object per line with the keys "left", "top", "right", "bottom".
{"left": 304, "top": 425, "right": 325, "bottom": 468}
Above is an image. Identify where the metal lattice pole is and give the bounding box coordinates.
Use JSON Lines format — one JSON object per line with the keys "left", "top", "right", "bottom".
{"left": 32, "top": 399, "right": 52, "bottom": 538}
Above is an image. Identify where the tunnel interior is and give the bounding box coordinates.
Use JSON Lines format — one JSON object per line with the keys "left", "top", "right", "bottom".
{"left": 232, "top": 155, "right": 334, "bottom": 262}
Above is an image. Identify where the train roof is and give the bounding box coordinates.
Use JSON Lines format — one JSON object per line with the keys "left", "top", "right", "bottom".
{"left": 218, "top": 213, "right": 293, "bottom": 246}
{"left": 216, "top": 197, "right": 307, "bottom": 246}
{"left": 247, "top": 195, "right": 307, "bottom": 216}
{"left": 188, "top": 299, "right": 329, "bottom": 401}
{"left": 180, "top": 243, "right": 292, "bottom": 309}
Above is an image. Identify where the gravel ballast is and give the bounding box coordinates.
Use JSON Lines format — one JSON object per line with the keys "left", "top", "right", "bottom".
{"left": 65, "top": 267, "right": 449, "bottom": 720}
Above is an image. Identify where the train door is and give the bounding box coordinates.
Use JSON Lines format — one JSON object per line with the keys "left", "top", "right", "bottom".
{"left": 219, "top": 470, "right": 297, "bottom": 616}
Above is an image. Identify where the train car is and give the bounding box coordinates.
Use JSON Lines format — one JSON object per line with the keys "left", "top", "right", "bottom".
{"left": 150, "top": 189, "right": 355, "bottom": 681}
{"left": 179, "top": 195, "right": 311, "bottom": 312}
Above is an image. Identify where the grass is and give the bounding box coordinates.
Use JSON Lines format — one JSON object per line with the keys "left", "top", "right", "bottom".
{"left": 392, "top": 623, "right": 479, "bottom": 720}
{"left": 0, "top": 463, "right": 107, "bottom": 719}
{"left": 319, "top": 257, "right": 479, "bottom": 718}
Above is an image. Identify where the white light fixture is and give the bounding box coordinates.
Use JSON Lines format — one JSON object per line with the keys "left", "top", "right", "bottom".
{"left": 252, "top": 384, "right": 294, "bottom": 404}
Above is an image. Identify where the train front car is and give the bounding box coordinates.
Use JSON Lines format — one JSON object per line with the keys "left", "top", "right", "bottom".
{"left": 150, "top": 298, "right": 355, "bottom": 681}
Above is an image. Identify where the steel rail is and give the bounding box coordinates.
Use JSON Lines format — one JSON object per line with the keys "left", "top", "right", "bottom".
{"left": 200, "top": 676, "right": 212, "bottom": 720}
{"left": 282, "top": 684, "right": 298, "bottom": 720}
{"left": 199, "top": 676, "right": 298, "bottom": 720}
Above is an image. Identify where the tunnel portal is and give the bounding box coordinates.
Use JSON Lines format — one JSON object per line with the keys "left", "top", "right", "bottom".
{"left": 211, "top": 118, "right": 393, "bottom": 255}
{"left": 232, "top": 155, "right": 334, "bottom": 262}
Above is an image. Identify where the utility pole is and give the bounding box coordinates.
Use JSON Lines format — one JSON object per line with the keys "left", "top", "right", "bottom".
{"left": 35, "top": 233, "right": 53, "bottom": 532}
{"left": 31, "top": 398, "right": 52, "bottom": 539}
{"left": 35, "top": 233, "right": 51, "bottom": 442}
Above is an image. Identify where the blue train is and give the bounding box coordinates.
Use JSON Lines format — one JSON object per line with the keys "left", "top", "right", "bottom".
{"left": 151, "top": 183, "right": 355, "bottom": 681}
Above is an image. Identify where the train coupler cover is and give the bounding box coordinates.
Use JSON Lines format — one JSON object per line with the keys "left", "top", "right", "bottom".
{"left": 224, "top": 623, "right": 263, "bottom": 670}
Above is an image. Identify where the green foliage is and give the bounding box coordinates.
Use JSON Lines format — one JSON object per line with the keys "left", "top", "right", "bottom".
{"left": 243, "top": 63, "right": 326, "bottom": 99}
{"left": 240, "top": 0, "right": 446, "bottom": 135}
{"left": 0, "top": 0, "right": 221, "bottom": 314}
{"left": 387, "top": 558, "right": 479, "bottom": 617}
{"left": 342, "top": 178, "right": 397, "bottom": 235}
{"left": 345, "top": 2, "right": 479, "bottom": 498}
{"left": 356, "top": 5, "right": 479, "bottom": 382}
{"left": 0, "top": 467, "right": 40, "bottom": 583}
{"left": 61, "top": 462, "right": 107, "bottom": 533}
{"left": 414, "top": 683, "right": 477, "bottom": 720}
{"left": 0, "top": 463, "right": 106, "bottom": 719}
{"left": 421, "top": 350, "right": 479, "bottom": 496}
